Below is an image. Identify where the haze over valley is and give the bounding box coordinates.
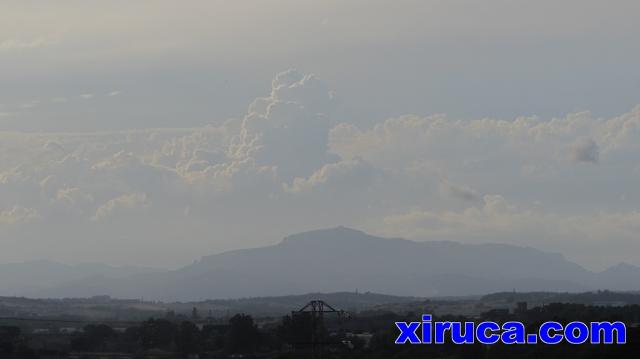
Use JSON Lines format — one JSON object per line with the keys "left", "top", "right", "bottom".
{"left": 3, "top": 228, "right": 640, "bottom": 301}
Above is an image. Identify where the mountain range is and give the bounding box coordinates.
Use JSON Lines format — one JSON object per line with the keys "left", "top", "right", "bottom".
{"left": 2, "top": 227, "right": 639, "bottom": 301}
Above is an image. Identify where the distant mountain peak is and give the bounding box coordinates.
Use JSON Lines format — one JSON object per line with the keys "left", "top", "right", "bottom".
{"left": 280, "top": 226, "right": 374, "bottom": 244}
{"left": 5, "top": 227, "right": 638, "bottom": 301}
{"left": 615, "top": 262, "right": 637, "bottom": 269}
{"left": 602, "top": 262, "right": 640, "bottom": 273}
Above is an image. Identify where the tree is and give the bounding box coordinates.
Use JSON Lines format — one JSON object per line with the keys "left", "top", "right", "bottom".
{"left": 278, "top": 314, "right": 314, "bottom": 348}
{"left": 227, "top": 314, "right": 260, "bottom": 354}
{"left": 0, "top": 326, "right": 21, "bottom": 355}
{"left": 71, "top": 324, "right": 116, "bottom": 352}
{"left": 176, "top": 321, "right": 201, "bottom": 355}
{"left": 139, "top": 319, "right": 177, "bottom": 350}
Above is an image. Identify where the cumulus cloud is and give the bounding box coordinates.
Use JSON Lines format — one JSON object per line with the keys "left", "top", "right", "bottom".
{"left": 229, "top": 69, "right": 339, "bottom": 180}
{"left": 0, "top": 71, "right": 639, "bottom": 269}
{"left": 182, "top": 157, "right": 278, "bottom": 198}
{"left": 382, "top": 195, "right": 536, "bottom": 240}
{"left": 329, "top": 110, "right": 639, "bottom": 169}
{"left": 0, "top": 206, "right": 39, "bottom": 225}
{"left": 54, "top": 187, "right": 95, "bottom": 216}
{"left": 93, "top": 193, "right": 151, "bottom": 221}
{"left": 378, "top": 195, "right": 640, "bottom": 268}
{"left": 285, "top": 158, "right": 378, "bottom": 194}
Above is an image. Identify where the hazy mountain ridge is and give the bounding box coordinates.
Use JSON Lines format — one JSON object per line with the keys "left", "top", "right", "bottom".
{"left": 3, "top": 227, "right": 640, "bottom": 301}
{"left": 0, "top": 260, "right": 164, "bottom": 297}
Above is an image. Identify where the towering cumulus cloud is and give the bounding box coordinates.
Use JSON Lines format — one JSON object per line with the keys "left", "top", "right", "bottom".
{"left": 229, "top": 69, "right": 339, "bottom": 180}
{"left": 0, "top": 71, "right": 639, "bottom": 269}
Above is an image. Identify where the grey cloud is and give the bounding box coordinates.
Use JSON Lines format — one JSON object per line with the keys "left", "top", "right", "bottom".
{"left": 568, "top": 137, "right": 599, "bottom": 163}
{"left": 439, "top": 180, "right": 480, "bottom": 202}
{"left": 43, "top": 141, "right": 66, "bottom": 154}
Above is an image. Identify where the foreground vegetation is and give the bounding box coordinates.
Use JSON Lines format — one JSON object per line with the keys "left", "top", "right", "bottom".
{"left": 1, "top": 302, "right": 640, "bottom": 358}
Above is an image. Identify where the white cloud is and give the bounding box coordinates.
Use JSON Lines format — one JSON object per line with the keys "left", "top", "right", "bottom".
{"left": 0, "top": 71, "right": 639, "bottom": 269}
{"left": 54, "top": 187, "right": 95, "bottom": 213}
{"left": 229, "top": 69, "right": 339, "bottom": 180}
{"left": 381, "top": 195, "right": 540, "bottom": 241}
{"left": 377, "top": 195, "right": 640, "bottom": 269}
{"left": 182, "top": 157, "right": 278, "bottom": 198}
{"left": 329, "top": 109, "right": 640, "bottom": 169}
{"left": 0, "top": 206, "right": 39, "bottom": 225}
{"left": 93, "top": 193, "right": 151, "bottom": 221}
{"left": 285, "top": 158, "right": 378, "bottom": 194}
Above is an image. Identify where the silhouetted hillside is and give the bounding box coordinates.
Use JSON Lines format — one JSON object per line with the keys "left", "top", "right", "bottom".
{"left": 12, "top": 227, "right": 640, "bottom": 301}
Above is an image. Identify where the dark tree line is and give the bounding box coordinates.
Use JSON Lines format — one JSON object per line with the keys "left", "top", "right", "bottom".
{"left": 68, "top": 314, "right": 266, "bottom": 356}
{"left": 1, "top": 303, "right": 640, "bottom": 358}
{"left": 0, "top": 326, "right": 38, "bottom": 359}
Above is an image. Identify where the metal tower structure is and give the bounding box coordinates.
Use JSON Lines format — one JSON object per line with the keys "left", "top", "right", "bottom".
{"left": 292, "top": 300, "right": 349, "bottom": 359}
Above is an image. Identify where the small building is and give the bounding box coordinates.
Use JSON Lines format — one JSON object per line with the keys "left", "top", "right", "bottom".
{"left": 59, "top": 327, "right": 83, "bottom": 334}
{"left": 514, "top": 301, "right": 528, "bottom": 315}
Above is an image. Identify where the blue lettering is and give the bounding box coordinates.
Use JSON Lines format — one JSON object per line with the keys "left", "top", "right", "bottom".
{"left": 434, "top": 322, "right": 452, "bottom": 344}
{"left": 501, "top": 321, "right": 526, "bottom": 344}
{"left": 590, "top": 321, "right": 626, "bottom": 344}
{"left": 539, "top": 321, "right": 563, "bottom": 344}
{"left": 564, "top": 322, "right": 589, "bottom": 344}
{"left": 422, "top": 315, "right": 432, "bottom": 344}
{"left": 476, "top": 321, "right": 500, "bottom": 344}
{"left": 395, "top": 321, "right": 421, "bottom": 344}
{"left": 451, "top": 322, "right": 475, "bottom": 344}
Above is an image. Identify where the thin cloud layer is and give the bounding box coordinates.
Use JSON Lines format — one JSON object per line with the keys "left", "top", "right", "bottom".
{"left": 0, "top": 70, "right": 638, "bottom": 269}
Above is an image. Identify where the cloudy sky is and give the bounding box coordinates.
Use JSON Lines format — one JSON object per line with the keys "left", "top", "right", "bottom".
{"left": 1, "top": 0, "right": 639, "bottom": 270}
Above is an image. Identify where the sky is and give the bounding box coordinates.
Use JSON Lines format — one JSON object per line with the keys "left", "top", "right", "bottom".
{"left": 0, "top": 0, "right": 639, "bottom": 270}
